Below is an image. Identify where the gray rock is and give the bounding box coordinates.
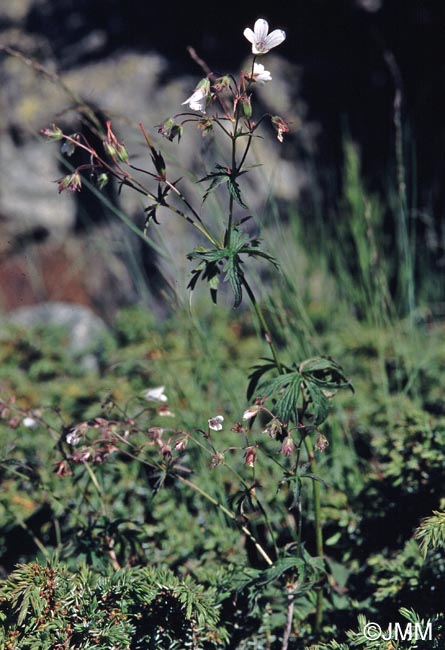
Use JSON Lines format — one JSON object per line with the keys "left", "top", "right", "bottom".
{"left": 6, "top": 301, "right": 110, "bottom": 371}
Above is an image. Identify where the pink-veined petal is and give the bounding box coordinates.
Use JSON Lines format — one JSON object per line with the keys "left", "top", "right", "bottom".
{"left": 253, "top": 18, "right": 269, "bottom": 42}
{"left": 243, "top": 27, "right": 255, "bottom": 44}
{"left": 264, "top": 29, "right": 286, "bottom": 50}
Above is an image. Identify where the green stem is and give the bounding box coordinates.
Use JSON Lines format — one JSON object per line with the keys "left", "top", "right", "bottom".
{"left": 239, "top": 270, "right": 323, "bottom": 633}
{"left": 177, "top": 475, "right": 274, "bottom": 566}
{"left": 304, "top": 436, "right": 324, "bottom": 633}
{"left": 243, "top": 271, "right": 325, "bottom": 632}
{"left": 204, "top": 439, "right": 280, "bottom": 561}
{"left": 242, "top": 277, "right": 283, "bottom": 374}
{"left": 163, "top": 181, "right": 219, "bottom": 246}
{"left": 227, "top": 102, "right": 242, "bottom": 248}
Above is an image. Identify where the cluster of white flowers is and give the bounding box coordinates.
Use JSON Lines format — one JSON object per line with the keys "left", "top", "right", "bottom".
{"left": 182, "top": 18, "right": 286, "bottom": 113}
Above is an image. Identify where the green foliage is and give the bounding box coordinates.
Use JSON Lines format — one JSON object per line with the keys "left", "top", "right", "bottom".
{"left": 3, "top": 14, "right": 445, "bottom": 649}
{"left": 310, "top": 609, "right": 445, "bottom": 650}
{"left": 0, "top": 559, "right": 227, "bottom": 648}
{"left": 248, "top": 356, "right": 352, "bottom": 425}
{"left": 415, "top": 511, "right": 445, "bottom": 557}
{"left": 199, "top": 164, "right": 248, "bottom": 208}
{"left": 187, "top": 229, "right": 278, "bottom": 307}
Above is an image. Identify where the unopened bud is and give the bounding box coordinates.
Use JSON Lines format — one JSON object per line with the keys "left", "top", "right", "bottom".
{"left": 56, "top": 172, "right": 82, "bottom": 194}
{"left": 245, "top": 446, "right": 257, "bottom": 468}
{"left": 97, "top": 173, "right": 109, "bottom": 190}
{"left": 157, "top": 117, "right": 183, "bottom": 143}
{"left": 315, "top": 432, "right": 329, "bottom": 452}
{"left": 213, "top": 76, "right": 230, "bottom": 92}
{"left": 115, "top": 143, "right": 129, "bottom": 163}
{"left": 271, "top": 115, "right": 290, "bottom": 143}
{"left": 241, "top": 95, "right": 252, "bottom": 118}
{"left": 41, "top": 124, "right": 63, "bottom": 140}
{"left": 243, "top": 405, "right": 260, "bottom": 420}
{"left": 103, "top": 141, "right": 117, "bottom": 158}
{"left": 280, "top": 436, "right": 295, "bottom": 457}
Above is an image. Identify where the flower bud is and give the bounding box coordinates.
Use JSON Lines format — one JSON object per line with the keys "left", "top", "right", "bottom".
{"left": 174, "top": 436, "right": 189, "bottom": 452}
{"left": 245, "top": 446, "right": 257, "bottom": 468}
{"left": 104, "top": 120, "right": 129, "bottom": 163}
{"left": 97, "top": 173, "right": 109, "bottom": 190}
{"left": 56, "top": 172, "right": 82, "bottom": 194}
{"left": 157, "top": 117, "right": 183, "bottom": 143}
{"left": 271, "top": 115, "right": 290, "bottom": 143}
{"left": 280, "top": 436, "right": 295, "bottom": 457}
{"left": 41, "top": 124, "right": 63, "bottom": 140}
{"left": 243, "top": 405, "right": 260, "bottom": 420}
{"left": 210, "top": 452, "right": 225, "bottom": 467}
{"left": 197, "top": 118, "right": 213, "bottom": 136}
{"left": 315, "top": 432, "right": 329, "bottom": 452}
{"left": 115, "top": 143, "right": 129, "bottom": 163}
{"left": 54, "top": 459, "right": 72, "bottom": 476}
{"left": 213, "top": 76, "right": 230, "bottom": 92}
{"left": 241, "top": 95, "right": 252, "bottom": 119}
{"left": 263, "top": 418, "right": 282, "bottom": 438}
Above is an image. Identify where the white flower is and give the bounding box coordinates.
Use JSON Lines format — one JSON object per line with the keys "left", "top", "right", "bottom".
{"left": 243, "top": 18, "right": 286, "bottom": 55}
{"left": 145, "top": 386, "right": 168, "bottom": 403}
{"left": 66, "top": 429, "right": 81, "bottom": 445}
{"left": 208, "top": 415, "right": 224, "bottom": 431}
{"left": 22, "top": 416, "right": 37, "bottom": 428}
{"left": 182, "top": 79, "right": 210, "bottom": 112}
{"left": 242, "top": 405, "right": 260, "bottom": 420}
{"left": 251, "top": 63, "right": 272, "bottom": 84}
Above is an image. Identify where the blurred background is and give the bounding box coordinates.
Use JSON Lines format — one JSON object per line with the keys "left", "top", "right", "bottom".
{"left": 1, "top": 0, "right": 444, "bottom": 329}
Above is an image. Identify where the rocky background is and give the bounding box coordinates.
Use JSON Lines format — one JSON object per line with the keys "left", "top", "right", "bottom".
{"left": 1, "top": 0, "right": 444, "bottom": 341}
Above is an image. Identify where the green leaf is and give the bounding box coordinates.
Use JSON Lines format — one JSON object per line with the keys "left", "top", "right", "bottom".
{"left": 247, "top": 359, "right": 278, "bottom": 399}
{"left": 224, "top": 254, "right": 244, "bottom": 307}
{"left": 299, "top": 356, "right": 353, "bottom": 393}
{"left": 304, "top": 381, "right": 331, "bottom": 425}
{"left": 258, "top": 370, "right": 303, "bottom": 423}
{"left": 228, "top": 177, "right": 248, "bottom": 208}
{"left": 274, "top": 374, "right": 303, "bottom": 423}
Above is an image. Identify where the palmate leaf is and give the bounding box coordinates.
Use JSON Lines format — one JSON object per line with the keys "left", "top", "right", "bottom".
{"left": 224, "top": 253, "right": 244, "bottom": 307}
{"left": 186, "top": 258, "right": 221, "bottom": 304}
{"left": 299, "top": 356, "right": 354, "bottom": 393}
{"left": 236, "top": 550, "right": 325, "bottom": 602}
{"left": 200, "top": 173, "right": 227, "bottom": 203}
{"left": 249, "top": 356, "right": 352, "bottom": 426}
{"left": 274, "top": 374, "right": 303, "bottom": 423}
{"left": 144, "top": 183, "right": 170, "bottom": 227}
{"left": 304, "top": 381, "right": 331, "bottom": 425}
{"left": 247, "top": 358, "right": 279, "bottom": 400}
{"left": 257, "top": 370, "right": 302, "bottom": 423}
{"left": 187, "top": 230, "right": 277, "bottom": 307}
{"left": 228, "top": 176, "right": 248, "bottom": 208}
{"left": 198, "top": 164, "right": 248, "bottom": 207}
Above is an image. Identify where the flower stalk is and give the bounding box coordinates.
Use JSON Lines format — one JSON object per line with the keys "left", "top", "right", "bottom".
{"left": 40, "top": 16, "right": 351, "bottom": 642}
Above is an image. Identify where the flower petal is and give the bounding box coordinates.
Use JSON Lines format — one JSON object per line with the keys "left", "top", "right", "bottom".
{"left": 208, "top": 415, "right": 224, "bottom": 431}
{"left": 243, "top": 27, "right": 255, "bottom": 44}
{"left": 264, "top": 29, "right": 286, "bottom": 51}
{"left": 145, "top": 386, "right": 168, "bottom": 402}
{"left": 253, "top": 18, "right": 269, "bottom": 41}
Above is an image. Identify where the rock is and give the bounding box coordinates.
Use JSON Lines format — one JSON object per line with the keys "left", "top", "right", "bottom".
{"left": 6, "top": 301, "right": 110, "bottom": 371}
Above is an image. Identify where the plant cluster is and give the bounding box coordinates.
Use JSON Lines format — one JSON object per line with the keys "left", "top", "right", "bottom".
{"left": 0, "top": 15, "right": 444, "bottom": 650}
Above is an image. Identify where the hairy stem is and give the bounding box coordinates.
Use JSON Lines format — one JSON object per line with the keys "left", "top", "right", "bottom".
{"left": 242, "top": 277, "right": 283, "bottom": 373}
{"left": 176, "top": 475, "right": 274, "bottom": 566}
{"left": 304, "top": 436, "right": 324, "bottom": 633}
